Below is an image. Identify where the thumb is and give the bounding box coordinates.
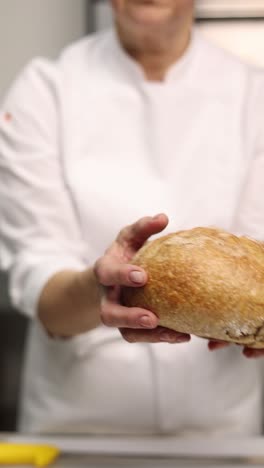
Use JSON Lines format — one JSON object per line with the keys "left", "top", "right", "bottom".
{"left": 117, "top": 213, "right": 169, "bottom": 250}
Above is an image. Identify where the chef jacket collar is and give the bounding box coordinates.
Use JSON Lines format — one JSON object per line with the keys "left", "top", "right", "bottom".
{"left": 108, "top": 25, "right": 198, "bottom": 84}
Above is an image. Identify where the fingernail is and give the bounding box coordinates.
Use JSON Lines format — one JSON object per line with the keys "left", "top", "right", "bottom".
{"left": 139, "top": 316, "right": 155, "bottom": 328}
{"left": 176, "top": 335, "right": 191, "bottom": 343}
{"left": 130, "top": 271, "right": 144, "bottom": 284}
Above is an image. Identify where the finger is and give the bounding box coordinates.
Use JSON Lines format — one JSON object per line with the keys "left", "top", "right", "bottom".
{"left": 120, "top": 326, "right": 191, "bottom": 344}
{"left": 208, "top": 340, "right": 231, "bottom": 351}
{"left": 95, "top": 257, "right": 147, "bottom": 287}
{"left": 117, "top": 213, "right": 169, "bottom": 250}
{"left": 243, "top": 347, "right": 264, "bottom": 359}
{"left": 101, "top": 298, "right": 159, "bottom": 329}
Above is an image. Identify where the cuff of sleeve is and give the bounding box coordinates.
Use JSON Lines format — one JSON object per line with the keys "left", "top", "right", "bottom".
{"left": 10, "top": 258, "right": 86, "bottom": 318}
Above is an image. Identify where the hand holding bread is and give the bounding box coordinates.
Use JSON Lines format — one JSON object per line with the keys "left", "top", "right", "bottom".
{"left": 94, "top": 214, "right": 190, "bottom": 344}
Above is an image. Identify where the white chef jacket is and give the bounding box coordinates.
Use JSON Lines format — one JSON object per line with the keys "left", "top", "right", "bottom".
{"left": 0, "top": 27, "right": 264, "bottom": 436}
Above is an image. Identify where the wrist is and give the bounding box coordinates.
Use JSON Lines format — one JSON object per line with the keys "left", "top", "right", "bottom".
{"left": 38, "top": 268, "right": 101, "bottom": 337}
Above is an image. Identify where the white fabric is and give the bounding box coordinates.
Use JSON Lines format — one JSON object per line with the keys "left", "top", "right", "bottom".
{"left": 0, "top": 27, "right": 264, "bottom": 435}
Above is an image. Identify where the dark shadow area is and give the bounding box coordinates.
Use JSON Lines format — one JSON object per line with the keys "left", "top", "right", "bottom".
{"left": 0, "top": 308, "right": 28, "bottom": 431}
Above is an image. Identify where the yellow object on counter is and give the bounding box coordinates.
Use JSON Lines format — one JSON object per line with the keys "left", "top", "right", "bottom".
{"left": 0, "top": 443, "right": 59, "bottom": 467}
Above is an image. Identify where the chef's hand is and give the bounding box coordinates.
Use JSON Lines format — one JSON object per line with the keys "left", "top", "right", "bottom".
{"left": 94, "top": 214, "right": 191, "bottom": 344}
{"left": 208, "top": 340, "right": 264, "bottom": 358}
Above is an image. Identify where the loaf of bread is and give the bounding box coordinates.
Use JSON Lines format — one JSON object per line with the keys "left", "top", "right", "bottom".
{"left": 122, "top": 227, "right": 264, "bottom": 348}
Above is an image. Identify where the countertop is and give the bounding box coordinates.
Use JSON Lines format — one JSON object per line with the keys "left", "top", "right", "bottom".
{"left": 2, "top": 434, "right": 264, "bottom": 468}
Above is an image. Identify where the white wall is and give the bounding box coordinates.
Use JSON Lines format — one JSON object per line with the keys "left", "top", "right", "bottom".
{"left": 0, "top": 0, "right": 88, "bottom": 100}
{"left": 197, "top": 21, "right": 264, "bottom": 67}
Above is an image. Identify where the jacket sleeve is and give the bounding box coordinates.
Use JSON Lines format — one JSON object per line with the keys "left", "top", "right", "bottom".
{"left": 0, "top": 59, "right": 87, "bottom": 317}
{"left": 232, "top": 72, "right": 264, "bottom": 242}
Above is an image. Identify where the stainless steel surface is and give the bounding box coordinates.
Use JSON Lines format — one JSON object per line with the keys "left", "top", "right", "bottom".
{"left": 6, "top": 456, "right": 264, "bottom": 468}
{"left": 56, "top": 454, "right": 264, "bottom": 468}
{"left": 4, "top": 434, "right": 264, "bottom": 458}
{"left": 3, "top": 434, "right": 264, "bottom": 468}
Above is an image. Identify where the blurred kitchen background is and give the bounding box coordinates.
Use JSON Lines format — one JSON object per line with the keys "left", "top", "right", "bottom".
{"left": 0, "top": 0, "right": 264, "bottom": 431}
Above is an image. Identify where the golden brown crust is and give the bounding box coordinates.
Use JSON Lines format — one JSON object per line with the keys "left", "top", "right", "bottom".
{"left": 122, "top": 227, "right": 264, "bottom": 348}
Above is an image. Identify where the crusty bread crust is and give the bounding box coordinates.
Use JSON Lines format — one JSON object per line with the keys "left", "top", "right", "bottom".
{"left": 122, "top": 227, "right": 264, "bottom": 348}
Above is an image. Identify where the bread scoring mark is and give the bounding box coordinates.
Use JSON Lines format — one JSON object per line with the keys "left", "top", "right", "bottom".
{"left": 225, "top": 320, "right": 264, "bottom": 344}
{"left": 165, "top": 237, "right": 197, "bottom": 247}
{"left": 226, "top": 323, "right": 255, "bottom": 339}
{"left": 165, "top": 233, "right": 246, "bottom": 257}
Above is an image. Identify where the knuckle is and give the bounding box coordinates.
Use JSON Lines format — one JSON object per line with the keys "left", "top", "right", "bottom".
{"left": 93, "top": 261, "right": 99, "bottom": 279}
{"left": 100, "top": 303, "right": 112, "bottom": 327}
{"left": 93, "top": 257, "right": 104, "bottom": 280}
{"left": 100, "top": 299, "right": 108, "bottom": 316}
{"left": 133, "top": 216, "right": 149, "bottom": 233}
{"left": 100, "top": 313, "right": 110, "bottom": 327}
{"left": 117, "top": 226, "right": 130, "bottom": 243}
{"left": 97, "top": 265, "right": 112, "bottom": 286}
{"left": 96, "top": 257, "right": 125, "bottom": 286}
{"left": 100, "top": 272, "right": 109, "bottom": 286}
